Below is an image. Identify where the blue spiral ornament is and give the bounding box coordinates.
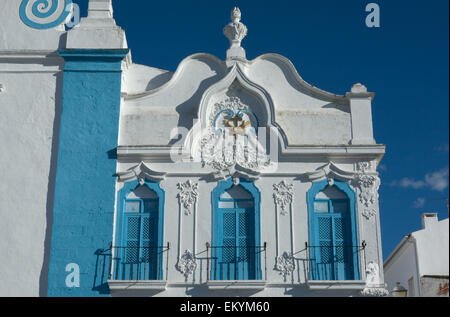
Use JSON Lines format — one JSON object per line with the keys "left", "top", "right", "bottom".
{"left": 20, "top": 0, "right": 72, "bottom": 29}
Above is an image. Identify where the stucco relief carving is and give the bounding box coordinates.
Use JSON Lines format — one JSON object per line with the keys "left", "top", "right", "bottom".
{"left": 275, "top": 252, "right": 295, "bottom": 277}
{"left": 177, "top": 180, "right": 199, "bottom": 216}
{"left": 356, "top": 162, "right": 380, "bottom": 220}
{"left": 201, "top": 97, "right": 271, "bottom": 175}
{"left": 273, "top": 181, "right": 294, "bottom": 216}
{"left": 176, "top": 250, "right": 197, "bottom": 278}
{"left": 361, "top": 262, "right": 389, "bottom": 297}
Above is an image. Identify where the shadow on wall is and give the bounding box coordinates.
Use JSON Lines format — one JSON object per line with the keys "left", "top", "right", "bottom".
{"left": 93, "top": 247, "right": 113, "bottom": 295}
{"left": 39, "top": 64, "right": 63, "bottom": 297}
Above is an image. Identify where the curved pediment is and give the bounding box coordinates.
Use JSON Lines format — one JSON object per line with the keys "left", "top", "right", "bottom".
{"left": 249, "top": 53, "right": 349, "bottom": 106}
{"left": 124, "top": 53, "right": 228, "bottom": 100}
{"left": 120, "top": 50, "right": 354, "bottom": 148}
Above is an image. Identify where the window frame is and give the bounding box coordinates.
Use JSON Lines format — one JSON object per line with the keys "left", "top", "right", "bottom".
{"left": 307, "top": 179, "right": 361, "bottom": 281}
{"left": 113, "top": 180, "right": 165, "bottom": 281}
{"left": 211, "top": 178, "right": 262, "bottom": 280}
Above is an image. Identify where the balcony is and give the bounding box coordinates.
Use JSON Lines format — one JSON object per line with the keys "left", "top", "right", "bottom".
{"left": 206, "top": 243, "right": 267, "bottom": 290}
{"left": 302, "top": 241, "right": 367, "bottom": 291}
{"left": 107, "top": 243, "right": 170, "bottom": 291}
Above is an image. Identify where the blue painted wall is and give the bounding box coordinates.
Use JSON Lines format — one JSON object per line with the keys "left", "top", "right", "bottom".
{"left": 47, "top": 49, "right": 128, "bottom": 297}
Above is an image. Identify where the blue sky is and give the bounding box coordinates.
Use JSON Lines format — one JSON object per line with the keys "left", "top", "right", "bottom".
{"left": 74, "top": 0, "right": 449, "bottom": 259}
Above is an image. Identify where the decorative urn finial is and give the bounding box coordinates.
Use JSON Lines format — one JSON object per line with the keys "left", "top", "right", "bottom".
{"left": 231, "top": 6, "right": 242, "bottom": 22}
{"left": 223, "top": 7, "right": 248, "bottom": 59}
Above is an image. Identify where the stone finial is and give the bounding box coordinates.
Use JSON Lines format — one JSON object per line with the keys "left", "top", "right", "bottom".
{"left": 231, "top": 6, "right": 242, "bottom": 22}
{"left": 346, "top": 82, "right": 375, "bottom": 100}
{"left": 223, "top": 7, "right": 248, "bottom": 59}
{"left": 351, "top": 83, "right": 368, "bottom": 93}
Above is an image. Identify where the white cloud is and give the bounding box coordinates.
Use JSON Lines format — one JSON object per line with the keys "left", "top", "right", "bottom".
{"left": 390, "top": 167, "right": 449, "bottom": 192}
{"left": 425, "top": 168, "right": 449, "bottom": 191}
{"left": 412, "top": 197, "right": 426, "bottom": 209}
{"left": 390, "top": 178, "right": 426, "bottom": 189}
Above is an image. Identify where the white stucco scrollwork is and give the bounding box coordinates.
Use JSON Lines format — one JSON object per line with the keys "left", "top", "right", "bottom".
{"left": 275, "top": 252, "right": 295, "bottom": 277}
{"left": 357, "top": 174, "right": 380, "bottom": 220}
{"left": 176, "top": 250, "right": 197, "bottom": 278}
{"left": 361, "top": 262, "right": 389, "bottom": 297}
{"left": 177, "top": 180, "right": 199, "bottom": 216}
{"left": 200, "top": 96, "right": 271, "bottom": 175}
{"left": 356, "top": 162, "right": 380, "bottom": 220}
{"left": 273, "top": 181, "right": 294, "bottom": 216}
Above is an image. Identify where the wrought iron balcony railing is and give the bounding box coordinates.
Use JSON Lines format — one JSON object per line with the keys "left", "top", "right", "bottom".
{"left": 304, "top": 241, "right": 367, "bottom": 281}
{"left": 109, "top": 243, "right": 170, "bottom": 281}
{"left": 206, "top": 242, "right": 267, "bottom": 281}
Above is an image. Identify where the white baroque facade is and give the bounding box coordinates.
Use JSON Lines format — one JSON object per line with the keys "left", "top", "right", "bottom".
{"left": 111, "top": 7, "right": 387, "bottom": 297}
{"left": 0, "top": 1, "right": 387, "bottom": 297}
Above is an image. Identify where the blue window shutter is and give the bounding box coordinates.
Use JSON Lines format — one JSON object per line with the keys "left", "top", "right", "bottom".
{"left": 212, "top": 179, "right": 261, "bottom": 281}
{"left": 333, "top": 214, "right": 353, "bottom": 280}
{"left": 125, "top": 216, "right": 140, "bottom": 264}
{"left": 219, "top": 209, "right": 236, "bottom": 280}
{"left": 308, "top": 180, "right": 361, "bottom": 281}
{"left": 237, "top": 209, "right": 253, "bottom": 279}
{"left": 315, "top": 215, "right": 333, "bottom": 280}
{"left": 115, "top": 181, "right": 165, "bottom": 281}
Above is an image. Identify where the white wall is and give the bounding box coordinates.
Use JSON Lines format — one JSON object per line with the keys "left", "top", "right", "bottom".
{"left": 384, "top": 238, "right": 419, "bottom": 297}
{"left": 0, "top": 1, "right": 64, "bottom": 296}
{"left": 384, "top": 216, "right": 449, "bottom": 297}
{"left": 415, "top": 218, "right": 449, "bottom": 278}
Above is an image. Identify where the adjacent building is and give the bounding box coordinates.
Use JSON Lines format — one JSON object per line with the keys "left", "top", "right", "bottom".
{"left": 0, "top": 0, "right": 388, "bottom": 297}
{"left": 384, "top": 213, "right": 449, "bottom": 297}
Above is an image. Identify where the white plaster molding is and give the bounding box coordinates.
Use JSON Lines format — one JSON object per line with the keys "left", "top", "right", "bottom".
{"left": 199, "top": 94, "right": 272, "bottom": 177}
{"left": 249, "top": 54, "right": 350, "bottom": 106}
{"left": 207, "top": 280, "right": 266, "bottom": 290}
{"left": 356, "top": 163, "right": 380, "bottom": 220}
{"left": 0, "top": 84, "right": 4, "bottom": 93}
{"left": 273, "top": 181, "right": 294, "bottom": 216}
{"left": 365, "top": 261, "right": 381, "bottom": 285}
{"left": 123, "top": 51, "right": 353, "bottom": 107}
{"left": 307, "top": 280, "right": 366, "bottom": 291}
{"left": 189, "top": 63, "right": 289, "bottom": 151}
{"left": 117, "top": 144, "right": 386, "bottom": 162}
{"left": 116, "top": 162, "right": 167, "bottom": 182}
{"left": 361, "top": 262, "right": 389, "bottom": 296}
{"left": 361, "top": 287, "right": 389, "bottom": 297}
{"left": 177, "top": 180, "right": 199, "bottom": 216}
{"left": 275, "top": 252, "right": 295, "bottom": 277}
{"left": 305, "top": 162, "right": 356, "bottom": 182}
{"left": 124, "top": 53, "right": 226, "bottom": 100}
{"left": 108, "top": 280, "right": 167, "bottom": 291}
{"left": 176, "top": 250, "right": 197, "bottom": 278}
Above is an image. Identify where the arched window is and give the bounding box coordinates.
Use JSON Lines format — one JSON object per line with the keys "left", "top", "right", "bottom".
{"left": 307, "top": 180, "right": 360, "bottom": 281}
{"left": 211, "top": 178, "right": 262, "bottom": 280}
{"left": 113, "top": 181, "right": 165, "bottom": 281}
